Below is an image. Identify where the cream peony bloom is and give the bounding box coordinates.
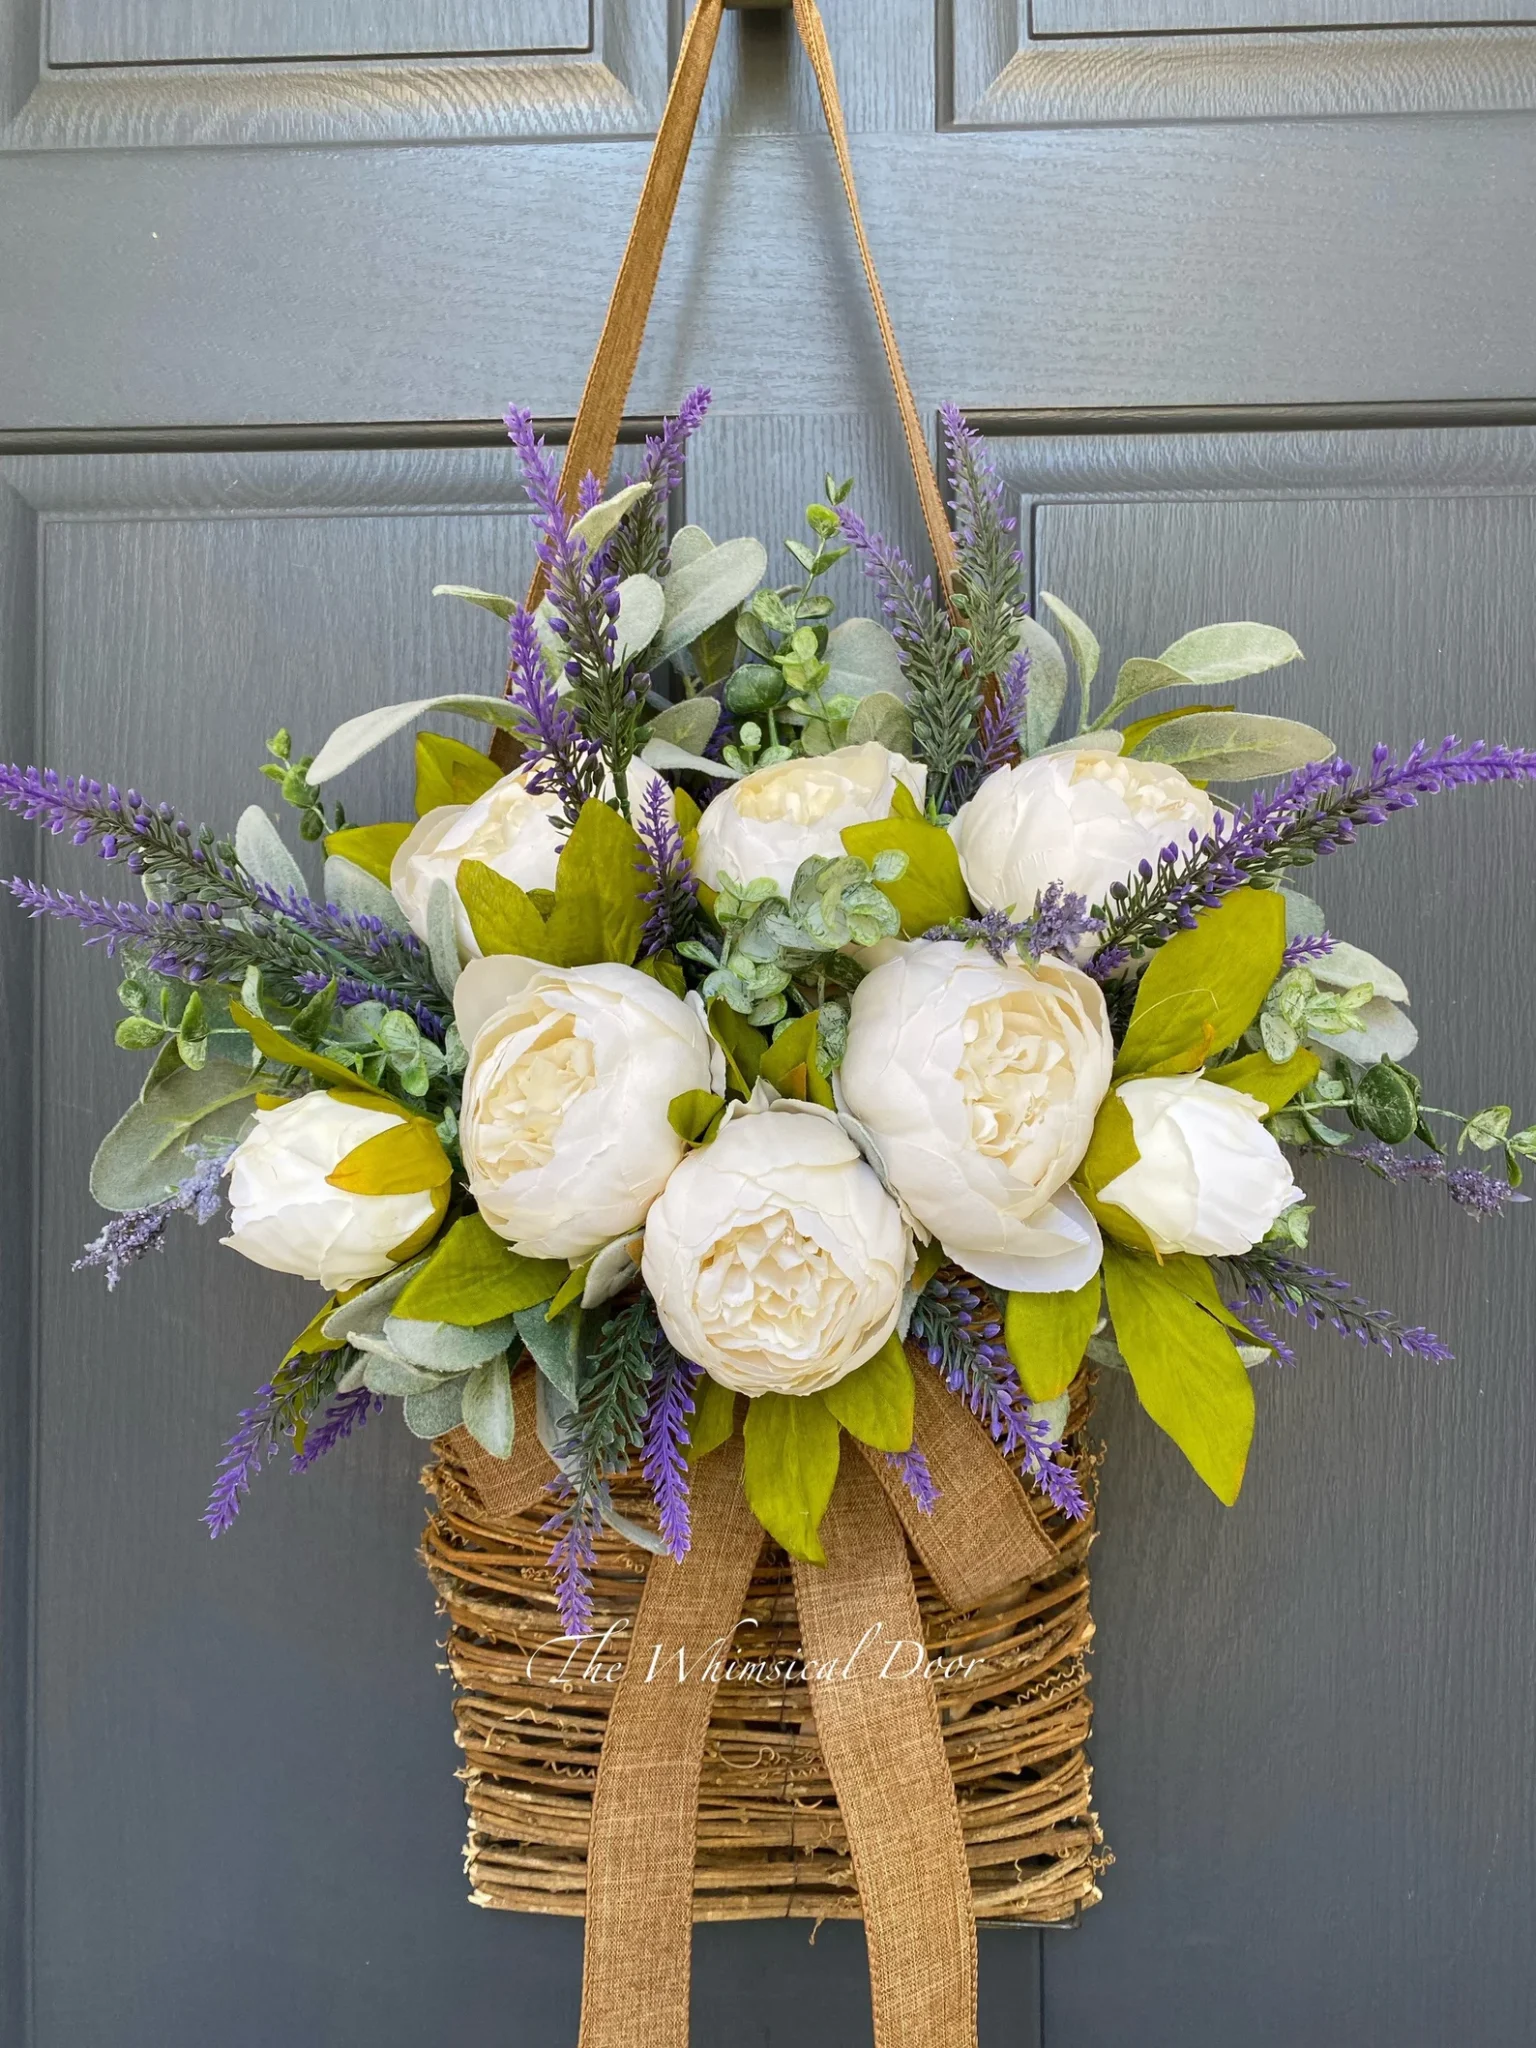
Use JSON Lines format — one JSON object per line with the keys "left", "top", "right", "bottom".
{"left": 222, "top": 1092, "right": 440, "bottom": 1292}
{"left": 641, "top": 1100, "right": 912, "bottom": 1397}
{"left": 1099, "top": 1074, "right": 1301, "bottom": 1257}
{"left": 951, "top": 748, "right": 1218, "bottom": 924}
{"left": 839, "top": 941, "right": 1113, "bottom": 1293}
{"left": 390, "top": 768, "right": 563, "bottom": 958}
{"left": 455, "top": 955, "right": 715, "bottom": 1261}
{"left": 693, "top": 742, "right": 926, "bottom": 896}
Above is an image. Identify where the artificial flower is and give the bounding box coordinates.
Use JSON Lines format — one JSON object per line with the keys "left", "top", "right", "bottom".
{"left": 693, "top": 741, "right": 926, "bottom": 896}
{"left": 641, "top": 1099, "right": 912, "bottom": 1396}
{"left": 951, "top": 747, "right": 1218, "bottom": 923}
{"left": 222, "top": 1091, "right": 440, "bottom": 1291}
{"left": 456, "top": 955, "right": 715, "bottom": 1261}
{"left": 839, "top": 940, "right": 1113, "bottom": 1292}
{"left": 1099, "top": 1073, "right": 1301, "bottom": 1256}
{"left": 390, "top": 767, "right": 563, "bottom": 956}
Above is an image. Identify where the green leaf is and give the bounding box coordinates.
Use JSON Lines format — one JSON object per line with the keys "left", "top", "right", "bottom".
{"left": 234, "top": 803, "right": 307, "bottom": 897}
{"left": 1016, "top": 615, "right": 1070, "bottom": 755}
{"left": 569, "top": 478, "right": 652, "bottom": 552}
{"left": 1312, "top": 939, "right": 1408, "bottom": 1006}
{"left": 668, "top": 1088, "right": 728, "bottom": 1143}
{"left": 1206, "top": 1046, "right": 1320, "bottom": 1115}
{"left": 392, "top": 1212, "right": 566, "bottom": 1325}
{"left": 1155, "top": 621, "right": 1304, "bottom": 687}
{"left": 1004, "top": 1277, "right": 1101, "bottom": 1402}
{"left": 840, "top": 817, "right": 970, "bottom": 935}
{"left": 1154, "top": 1253, "right": 1254, "bottom": 1336}
{"left": 653, "top": 537, "right": 768, "bottom": 664}
{"left": 1102, "top": 658, "right": 1191, "bottom": 721}
{"left": 1351, "top": 1061, "right": 1421, "bottom": 1145}
{"left": 824, "top": 617, "right": 907, "bottom": 701}
{"left": 323, "top": 821, "right": 412, "bottom": 887}
{"left": 309, "top": 693, "right": 528, "bottom": 785}
{"left": 88, "top": 1059, "right": 261, "bottom": 1211}
{"left": 461, "top": 1355, "right": 516, "bottom": 1458}
{"left": 708, "top": 1000, "right": 768, "bottom": 1096}
{"left": 742, "top": 1391, "right": 841, "bottom": 1563}
{"left": 648, "top": 697, "right": 721, "bottom": 755}
{"left": 759, "top": 1014, "right": 835, "bottom": 1109}
{"left": 540, "top": 799, "right": 650, "bottom": 966}
{"left": 457, "top": 858, "right": 555, "bottom": 961}
{"left": 326, "top": 1115, "right": 451, "bottom": 1196}
{"left": 1072, "top": 1090, "right": 1156, "bottom": 1253}
{"left": 230, "top": 1002, "right": 389, "bottom": 1096}
{"left": 845, "top": 690, "right": 914, "bottom": 754}
{"left": 415, "top": 730, "right": 502, "bottom": 815}
{"left": 404, "top": 1378, "right": 466, "bottom": 1439}
{"left": 1128, "top": 710, "right": 1334, "bottom": 783}
{"left": 544, "top": 1263, "right": 589, "bottom": 1320}
{"left": 820, "top": 1334, "right": 914, "bottom": 1453}
{"left": 1461, "top": 1105, "right": 1512, "bottom": 1153}
{"left": 1102, "top": 1243, "right": 1255, "bottom": 1505}
{"left": 1038, "top": 591, "right": 1101, "bottom": 720}
{"left": 115, "top": 1015, "right": 164, "bottom": 1052}
{"left": 687, "top": 1375, "right": 740, "bottom": 1464}
{"left": 432, "top": 584, "right": 516, "bottom": 621}
{"left": 613, "top": 574, "right": 666, "bottom": 665}
{"left": 1113, "top": 888, "right": 1286, "bottom": 1080}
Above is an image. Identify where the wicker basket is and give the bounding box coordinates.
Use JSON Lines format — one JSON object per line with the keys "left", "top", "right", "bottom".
{"left": 421, "top": 1371, "right": 1107, "bottom": 1926}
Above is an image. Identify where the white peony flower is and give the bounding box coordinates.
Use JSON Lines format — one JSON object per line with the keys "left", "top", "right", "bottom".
{"left": 1099, "top": 1073, "right": 1301, "bottom": 1257}
{"left": 455, "top": 955, "right": 715, "bottom": 1262}
{"left": 693, "top": 742, "right": 926, "bottom": 896}
{"left": 839, "top": 941, "right": 1113, "bottom": 1294}
{"left": 641, "top": 1100, "right": 912, "bottom": 1397}
{"left": 390, "top": 768, "right": 563, "bottom": 958}
{"left": 951, "top": 748, "right": 1218, "bottom": 924}
{"left": 222, "top": 1092, "right": 441, "bottom": 1292}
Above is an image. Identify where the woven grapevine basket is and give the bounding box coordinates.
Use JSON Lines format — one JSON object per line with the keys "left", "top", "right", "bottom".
{"left": 421, "top": 1369, "right": 1106, "bottom": 1926}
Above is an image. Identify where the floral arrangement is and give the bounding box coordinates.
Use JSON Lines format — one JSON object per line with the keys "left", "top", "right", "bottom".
{"left": 10, "top": 392, "right": 1536, "bottom": 1633}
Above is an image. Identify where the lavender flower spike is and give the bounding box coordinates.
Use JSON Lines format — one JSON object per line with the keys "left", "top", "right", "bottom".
{"left": 641, "top": 1349, "right": 700, "bottom": 1560}
{"left": 502, "top": 603, "right": 602, "bottom": 828}
{"left": 74, "top": 1150, "right": 230, "bottom": 1290}
{"left": 634, "top": 773, "right": 700, "bottom": 955}
{"left": 291, "top": 1386, "right": 383, "bottom": 1472}
{"left": 886, "top": 1445, "right": 939, "bottom": 1515}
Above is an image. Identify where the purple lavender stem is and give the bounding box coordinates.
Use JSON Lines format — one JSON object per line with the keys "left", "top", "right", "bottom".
{"left": 641, "top": 1351, "right": 700, "bottom": 1561}
{"left": 886, "top": 1445, "right": 939, "bottom": 1515}
{"left": 74, "top": 1150, "right": 230, "bottom": 1290}
{"left": 1343, "top": 1139, "right": 1523, "bottom": 1219}
{"left": 291, "top": 1386, "right": 383, "bottom": 1472}
{"left": 1223, "top": 1251, "right": 1453, "bottom": 1362}
{"left": 500, "top": 604, "right": 602, "bottom": 827}
{"left": 634, "top": 774, "right": 700, "bottom": 955}
{"left": 1282, "top": 931, "right": 1335, "bottom": 968}
{"left": 543, "top": 1495, "right": 600, "bottom": 1638}
{"left": 203, "top": 1382, "right": 281, "bottom": 1536}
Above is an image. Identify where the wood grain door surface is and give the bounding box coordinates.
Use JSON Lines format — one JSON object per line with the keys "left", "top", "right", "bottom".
{"left": 3, "top": 4, "right": 1536, "bottom": 2044}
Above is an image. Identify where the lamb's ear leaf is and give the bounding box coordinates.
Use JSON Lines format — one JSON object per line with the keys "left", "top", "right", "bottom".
{"left": 392, "top": 1212, "right": 566, "bottom": 1326}
{"left": 432, "top": 585, "right": 516, "bottom": 621}
{"left": 653, "top": 537, "right": 768, "bottom": 664}
{"left": 323, "top": 821, "right": 412, "bottom": 887}
{"left": 840, "top": 817, "right": 969, "bottom": 935}
{"left": 457, "top": 859, "right": 557, "bottom": 962}
{"left": 234, "top": 804, "right": 307, "bottom": 898}
{"left": 1016, "top": 615, "right": 1070, "bottom": 755}
{"left": 540, "top": 800, "right": 650, "bottom": 967}
{"left": 686, "top": 1376, "right": 740, "bottom": 1464}
{"left": 404, "top": 1378, "right": 466, "bottom": 1439}
{"left": 1154, "top": 621, "right": 1303, "bottom": 688}
{"left": 88, "top": 1059, "right": 261, "bottom": 1211}
{"left": 1102, "top": 1243, "right": 1255, "bottom": 1505}
{"left": 742, "top": 1391, "right": 840, "bottom": 1563}
{"left": 569, "top": 479, "right": 653, "bottom": 552}
{"left": 820, "top": 1334, "right": 914, "bottom": 1454}
{"left": 1113, "top": 887, "right": 1286, "bottom": 1080}
{"left": 1004, "top": 1276, "right": 1102, "bottom": 1403}
{"left": 308, "top": 693, "right": 525, "bottom": 784}
{"left": 1128, "top": 710, "right": 1334, "bottom": 784}
{"left": 1038, "top": 590, "right": 1101, "bottom": 695}
{"left": 415, "top": 730, "right": 502, "bottom": 815}
{"left": 461, "top": 1354, "right": 516, "bottom": 1459}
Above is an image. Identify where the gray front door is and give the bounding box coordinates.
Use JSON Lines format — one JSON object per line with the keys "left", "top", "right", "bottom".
{"left": 4, "top": 5, "right": 1536, "bottom": 2044}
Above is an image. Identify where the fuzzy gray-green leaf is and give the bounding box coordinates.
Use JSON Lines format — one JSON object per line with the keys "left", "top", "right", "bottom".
{"left": 89, "top": 1060, "right": 261, "bottom": 1211}
{"left": 1015, "top": 615, "right": 1070, "bottom": 755}
{"left": 1129, "top": 710, "right": 1334, "bottom": 783}
{"left": 1155, "top": 621, "right": 1303, "bottom": 687}
{"left": 845, "top": 690, "right": 913, "bottom": 754}
{"left": 404, "top": 1378, "right": 466, "bottom": 1439}
{"left": 824, "top": 617, "right": 907, "bottom": 702}
{"left": 462, "top": 1355, "right": 516, "bottom": 1458}
{"left": 652, "top": 538, "right": 768, "bottom": 665}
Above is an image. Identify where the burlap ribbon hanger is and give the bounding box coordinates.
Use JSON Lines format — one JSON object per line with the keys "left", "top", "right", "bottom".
{"left": 453, "top": 5, "right": 1059, "bottom": 2040}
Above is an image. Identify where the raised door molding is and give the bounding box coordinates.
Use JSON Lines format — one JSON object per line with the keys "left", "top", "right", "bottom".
{"left": 947, "top": 0, "right": 1536, "bottom": 122}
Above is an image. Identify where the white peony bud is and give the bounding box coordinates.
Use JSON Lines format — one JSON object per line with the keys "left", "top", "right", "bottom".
{"left": 390, "top": 768, "right": 563, "bottom": 958}
{"left": 693, "top": 742, "right": 926, "bottom": 896}
{"left": 839, "top": 941, "right": 1113, "bottom": 1293}
{"left": 951, "top": 748, "right": 1218, "bottom": 926}
{"left": 456, "top": 955, "right": 715, "bottom": 1262}
{"left": 641, "top": 1100, "right": 912, "bottom": 1397}
{"left": 1099, "top": 1073, "right": 1301, "bottom": 1257}
{"left": 222, "top": 1092, "right": 442, "bottom": 1292}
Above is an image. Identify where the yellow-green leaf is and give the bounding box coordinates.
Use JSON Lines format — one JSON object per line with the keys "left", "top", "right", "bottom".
{"left": 840, "top": 817, "right": 970, "bottom": 935}
{"left": 1207, "top": 1047, "right": 1319, "bottom": 1115}
{"left": 323, "top": 821, "right": 412, "bottom": 887}
{"left": 638, "top": 953, "right": 688, "bottom": 1000}
{"left": 283, "top": 1296, "right": 343, "bottom": 1361}
{"left": 687, "top": 1376, "right": 740, "bottom": 1464}
{"left": 545, "top": 1263, "right": 590, "bottom": 1320}
{"left": 1102, "top": 1243, "right": 1255, "bottom": 1505}
{"left": 912, "top": 1238, "right": 946, "bottom": 1295}
{"left": 231, "top": 1003, "right": 390, "bottom": 1098}
{"left": 457, "top": 858, "right": 556, "bottom": 961}
{"left": 742, "top": 1391, "right": 841, "bottom": 1563}
{"left": 709, "top": 1000, "right": 767, "bottom": 1097}
{"left": 759, "top": 1013, "right": 835, "bottom": 1109}
{"left": 1072, "top": 1089, "right": 1157, "bottom": 1252}
{"left": 673, "top": 785, "right": 702, "bottom": 836}
{"left": 1156, "top": 1253, "right": 1255, "bottom": 1336}
{"left": 1113, "top": 887, "right": 1286, "bottom": 1081}
{"left": 326, "top": 1115, "right": 453, "bottom": 1196}
{"left": 415, "top": 730, "right": 503, "bottom": 816}
{"left": 1004, "top": 1276, "right": 1102, "bottom": 1402}
{"left": 668, "top": 1089, "right": 727, "bottom": 1144}
{"left": 821, "top": 1333, "right": 914, "bottom": 1452}
{"left": 392, "top": 1211, "right": 566, "bottom": 1326}
{"left": 889, "top": 780, "right": 922, "bottom": 822}
{"left": 540, "top": 798, "right": 649, "bottom": 967}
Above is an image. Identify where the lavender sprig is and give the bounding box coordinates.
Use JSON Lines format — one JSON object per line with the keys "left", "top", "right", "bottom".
{"left": 1220, "top": 1248, "right": 1453, "bottom": 1362}
{"left": 1282, "top": 930, "right": 1335, "bottom": 968}
{"left": 886, "top": 1445, "right": 938, "bottom": 1515}
{"left": 608, "top": 385, "right": 712, "bottom": 580}
{"left": 0, "top": 763, "right": 242, "bottom": 901}
{"left": 640, "top": 1346, "right": 700, "bottom": 1561}
{"left": 941, "top": 404, "right": 1025, "bottom": 686}
{"left": 291, "top": 1385, "right": 383, "bottom": 1472}
{"left": 839, "top": 508, "right": 977, "bottom": 813}
{"left": 1341, "top": 1139, "right": 1523, "bottom": 1219}
{"left": 74, "top": 1150, "right": 229, "bottom": 1290}
{"left": 1095, "top": 739, "right": 1536, "bottom": 959}
{"left": 923, "top": 882, "right": 1101, "bottom": 966}
{"left": 909, "top": 1277, "right": 1088, "bottom": 1519}
{"left": 542, "top": 1295, "right": 656, "bottom": 1633}
{"left": 501, "top": 605, "right": 604, "bottom": 829}
{"left": 204, "top": 1347, "right": 346, "bottom": 1533}
{"left": 952, "top": 645, "right": 1030, "bottom": 806}
{"left": 543, "top": 1493, "right": 601, "bottom": 1640}
{"left": 634, "top": 774, "right": 700, "bottom": 955}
